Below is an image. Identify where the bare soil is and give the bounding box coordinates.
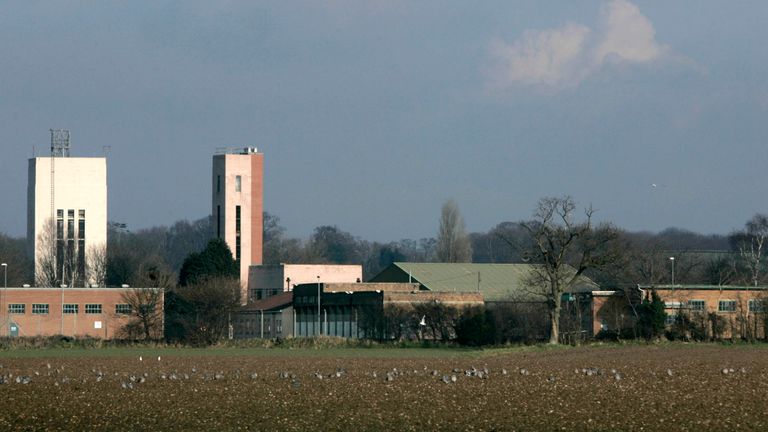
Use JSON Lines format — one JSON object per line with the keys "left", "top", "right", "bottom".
{"left": 0, "top": 344, "right": 767, "bottom": 431}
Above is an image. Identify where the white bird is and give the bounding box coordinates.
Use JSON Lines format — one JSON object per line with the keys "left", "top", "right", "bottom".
{"left": 139, "top": 356, "right": 143, "bottom": 362}
{"left": 157, "top": 356, "right": 161, "bottom": 362}
{"left": 419, "top": 315, "right": 426, "bottom": 326}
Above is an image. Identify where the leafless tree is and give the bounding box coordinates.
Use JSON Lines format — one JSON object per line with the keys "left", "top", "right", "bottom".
{"left": 34, "top": 218, "right": 58, "bottom": 287}
{"left": 520, "top": 196, "right": 621, "bottom": 344}
{"left": 173, "top": 276, "right": 241, "bottom": 345}
{"left": 732, "top": 214, "right": 768, "bottom": 286}
{"left": 119, "top": 286, "right": 164, "bottom": 340}
{"left": 436, "top": 200, "right": 472, "bottom": 263}
{"left": 86, "top": 243, "right": 108, "bottom": 287}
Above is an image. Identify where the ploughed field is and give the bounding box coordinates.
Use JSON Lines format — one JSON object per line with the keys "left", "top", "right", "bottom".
{"left": 1, "top": 345, "right": 767, "bottom": 431}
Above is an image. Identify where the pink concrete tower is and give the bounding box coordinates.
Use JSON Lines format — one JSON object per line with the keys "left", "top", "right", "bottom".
{"left": 212, "top": 147, "right": 264, "bottom": 296}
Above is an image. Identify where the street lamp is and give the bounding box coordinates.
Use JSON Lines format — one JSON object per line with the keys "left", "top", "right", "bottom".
{"left": 669, "top": 257, "right": 675, "bottom": 286}
{"left": 316, "top": 276, "right": 321, "bottom": 336}
{"left": 1, "top": 263, "right": 6, "bottom": 336}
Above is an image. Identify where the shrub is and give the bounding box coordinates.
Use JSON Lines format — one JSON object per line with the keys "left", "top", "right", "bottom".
{"left": 455, "top": 307, "right": 496, "bottom": 346}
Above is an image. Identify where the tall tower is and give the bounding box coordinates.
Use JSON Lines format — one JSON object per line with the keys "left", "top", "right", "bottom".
{"left": 28, "top": 130, "right": 107, "bottom": 287}
{"left": 212, "top": 147, "right": 264, "bottom": 296}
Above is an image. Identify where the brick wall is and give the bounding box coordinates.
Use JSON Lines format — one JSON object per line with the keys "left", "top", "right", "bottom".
{"left": 0, "top": 287, "right": 163, "bottom": 339}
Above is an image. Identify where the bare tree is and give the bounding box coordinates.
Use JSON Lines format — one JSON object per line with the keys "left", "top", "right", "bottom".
{"left": 731, "top": 214, "right": 768, "bottom": 286}
{"left": 520, "top": 196, "right": 621, "bottom": 344}
{"left": 34, "top": 218, "right": 58, "bottom": 287}
{"left": 170, "top": 276, "right": 241, "bottom": 345}
{"left": 436, "top": 200, "right": 472, "bottom": 263}
{"left": 86, "top": 243, "right": 108, "bottom": 287}
{"left": 120, "top": 286, "right": 164, "bottom": 340}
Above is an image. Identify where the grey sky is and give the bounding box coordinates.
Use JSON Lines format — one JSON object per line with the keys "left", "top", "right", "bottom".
{"left": 1, "top": 1, "right": 767, "bottom": 242}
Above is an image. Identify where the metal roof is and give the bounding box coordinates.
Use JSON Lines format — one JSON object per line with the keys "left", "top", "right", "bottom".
{"left": 370, "top": 262, "right": 599, "bottom": 302}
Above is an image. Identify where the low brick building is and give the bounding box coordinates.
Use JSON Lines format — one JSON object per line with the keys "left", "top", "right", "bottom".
{"left": 0, "top": 286, "right": 163, "bottom": 339}
{"left": 640, "top": 284, "right": 768, "bottom": 339}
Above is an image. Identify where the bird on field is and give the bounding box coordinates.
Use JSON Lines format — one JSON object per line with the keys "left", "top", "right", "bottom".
{"left": 139, "top": 356, "right": 143, "bottom": 362}
{"left": 158, "top": 356, "right": 161, "bottom": 362}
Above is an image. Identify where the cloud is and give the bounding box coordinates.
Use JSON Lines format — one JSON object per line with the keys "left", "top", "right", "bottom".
{"left": 488, "top": 0, "right": 673, "bottom": 90}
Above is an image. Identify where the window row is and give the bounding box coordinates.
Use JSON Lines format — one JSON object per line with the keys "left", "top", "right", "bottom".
{"left": 7, "top": 304, "right": 135, "bottom": 315}
{"left": 665, "top": 299, "right": 765, "bottom": 313}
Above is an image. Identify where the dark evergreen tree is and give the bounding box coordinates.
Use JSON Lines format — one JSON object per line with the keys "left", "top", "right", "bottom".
{"left": 178, "top": 238, "right": 238, "bottom": 286}
{"left": 637, "top": 290, "right": 666, "bottom": 339}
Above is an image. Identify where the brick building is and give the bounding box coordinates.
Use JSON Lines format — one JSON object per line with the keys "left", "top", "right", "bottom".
{"left": 0, "top": 286, "right": 163, "bottom": 339}
{"left": 640, "top": 284, "right": 768, "bottom": 339}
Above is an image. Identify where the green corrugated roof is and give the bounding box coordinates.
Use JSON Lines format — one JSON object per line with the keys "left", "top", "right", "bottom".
{"left": 369, "top": 262, "right": 599, "bottom": 302}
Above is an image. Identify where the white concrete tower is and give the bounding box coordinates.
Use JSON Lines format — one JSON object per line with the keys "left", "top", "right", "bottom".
{"left": 27, "top": 130, "right": 107, "bottom": 287}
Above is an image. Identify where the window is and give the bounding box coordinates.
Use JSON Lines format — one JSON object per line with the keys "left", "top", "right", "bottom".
{"left": 78, "top": 218, "right": 85, "bottom": 239}
{"left": 749, "top": 299, "right": 765, "bottom": 313}
{"left": 8, "top": 304, "right": 25, "bottom": 314}
{"left": 217, "top": 175, "right": 221, "bottom": 194}
{"left": 665, "top": 301, "right": 683, "bottom": 309}
{"left": 32, "top": 304, "right": 49, "bottom": 315}
{"left": 217, "top": 205, "right": 221, "bottom": 238}
{"left": 63, "top": 304, "right": 78, "bottom": 314}
{"left": 235, "top": 205, "right": 241, "bottom": 262}
{"left": 57, "top": 209, "right": 64, "bottom": 219}
{"left": 719, "top": 300, "right": 737, "bottom": 313}
{"left": 235, "top": 175, "right": 242, "bottom": 192}
{"left": 68, "top": 209, "right": 74, "bottom": 219}
{"left": 115, "top": 304, "right": 132, "bottom": 315}
{"left": 79, "top": 209, "right": 85, "bottom": 218}
{"left": 235, "top": 205, "right": 241, "bottom": 234}
{"left": 688, "top": 300, "right": 705, "bottom": 311}
{"left": 85, "top": 304, "right": 102, "bottom": 314}
{"left": 665, "top": 314, "right": 677, "bottom": 326}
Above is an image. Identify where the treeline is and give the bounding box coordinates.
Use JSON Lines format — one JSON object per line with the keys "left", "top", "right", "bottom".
{"left": 0, "top": 210, "right": 762, "bottom": 288}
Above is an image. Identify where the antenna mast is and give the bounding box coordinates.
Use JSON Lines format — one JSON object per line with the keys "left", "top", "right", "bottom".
{"left": 49, "top": 129, "right": 70, "bottom": 286}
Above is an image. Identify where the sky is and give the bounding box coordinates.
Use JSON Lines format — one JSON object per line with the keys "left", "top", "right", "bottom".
{"left": 2, "top": 1, "right": 768, "bottom": 242}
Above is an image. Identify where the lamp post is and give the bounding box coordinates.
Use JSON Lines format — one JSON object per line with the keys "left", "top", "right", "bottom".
{"left": 316, "top": 276, "right": 321, "bottom": 336}
{"left": 669, "top": 257, "right": 675, "bottom": 286}
{"left": 1, "top": 263, "right": 6, "bottom": 334}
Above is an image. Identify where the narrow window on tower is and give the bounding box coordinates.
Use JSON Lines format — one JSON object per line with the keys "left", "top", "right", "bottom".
{"left": 56, "top": 209, "right": 64, "bottom": 285}
{"left": 217, "top": 205, "right": 221, "bottom": 238}
{"left": 217, "top": 175, "right": 221, "bottom": 194}
{"left": 67, "top": 210, "right": 74, "bottom": 239}
{"left": 235, "top": 175, "right": 242, "bottom": 192}
{"left": 235, "top": 205, "right": 241, "bottom": 262}
{"left": 66, "top": 210, "right": 75, "bottom": 286}
{"left": 77, "top": 210, "right": 85, "bottom": 287}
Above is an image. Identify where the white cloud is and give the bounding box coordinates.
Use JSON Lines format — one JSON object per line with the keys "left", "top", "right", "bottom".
{"left": 595, "top": 0, "right": 667, "bottom": 64}
{"left": 489, "top": 23, "right": 591, "bottom": 87}
{"left": 488, "top": 0, "right": 672, "bottom": 90}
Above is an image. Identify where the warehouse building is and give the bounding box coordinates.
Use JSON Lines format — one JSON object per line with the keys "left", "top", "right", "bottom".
{"left": 0, "top": 286, "right": 163, "bottom": 338}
